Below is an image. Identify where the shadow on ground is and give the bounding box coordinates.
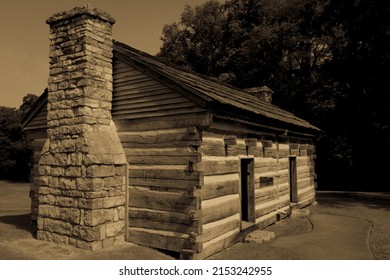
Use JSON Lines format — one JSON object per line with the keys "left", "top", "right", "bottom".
{"left": 316, "top": 192, "right": 390, "bottom": 212}
{"left": 0, "top": 213, "right": 33, "bottom": 233}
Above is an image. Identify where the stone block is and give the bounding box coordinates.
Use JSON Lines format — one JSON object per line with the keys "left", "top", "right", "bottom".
{"left": 72, "top": 225, "right": 102, "bottom": 242}
{"left": 103, "top": 176, "right": 123, "bottom": 187}
{"left": 102, "top": 237, "right": 115, "bottom": 248}
{"left": 105, "top": 221, "right": 124, "bottom": 238}
{"left": 43, "top": 218, "right": 72, "bottom": 235}
{"left": 76, "top": 177, "right": 104, "bottom": 191}
{"left": 60, "top": 208, "right": 81, "bottom": 224}
{"left": 56, "top": 196, "right": 78, "bottom": 208}
{"left": 85, "top": 191, "right": 110, "bottom": 199}
{"left": 83, "top": 209, "right": 115, "bottom": 226}
{"left": 77, "top": 198, "right": 104, "bottom": 210}
{"left": 38, "top": 231, "right": 69, "bottom": 245}
{"left": 86, "top": 165, "right": 115, "bottom": 178}
{"left": 59, "top": 177, "right": 77, "bottom": 190}
{"left": 39, "top": 205, "right": 61, "bottom": 219}
{"left": 103, "top": 196, "right": 125, "bottom": 208}
{"left": 117, "top": 206, "right": 125, "bottom": 220}
{"left": 244, "top": 230, "right": 275, "bottom": 243}
{"left": 65, "top": 166, "right": 82, "bottom": 177}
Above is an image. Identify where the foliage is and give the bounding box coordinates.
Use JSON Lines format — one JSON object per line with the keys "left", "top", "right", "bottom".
{"left": 0, "top": 94, "right": 38, "bottom": 181}
{"left": 158, "top": 0, "right": 389, "bottom": 189}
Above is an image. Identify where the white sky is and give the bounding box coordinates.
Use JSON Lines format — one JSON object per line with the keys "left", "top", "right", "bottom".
{"left": 0, "top": 0, "right": 214, "bottom": 108}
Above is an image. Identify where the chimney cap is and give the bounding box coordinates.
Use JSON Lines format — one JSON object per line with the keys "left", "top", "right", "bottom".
{"left": 46, "top": 4, "right": 116, "bottom": 25}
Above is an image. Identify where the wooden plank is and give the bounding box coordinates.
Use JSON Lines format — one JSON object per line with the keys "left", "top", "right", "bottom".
{"left": 201, "top": 178, "right": 239, "bottom": 200}
{"left": 113, "top": 92, "right": 179, "bottom": 105}
{"left": 119, "top": 127, "right": 200, "bottom": 145}
{"left": 129, "top": 178, "right": 202, "bottom": 189}
{"left": 128, "top": 187, "right": 199, "bottom": 213}
{"left": 127, "top": 155, "right": 200, "bottom": 165}
{"left": 200, "top": 214, "right": 240, "bottom": 243}
{"left": 124, "top": 146, "right": 198, "bottom": 157}
{"left": 197, "top": 228, "right": 240, "bottom": 259}
{"left": 127, "top": 227, "right": 193, "bottom": 252}
{"left": 128, "top": 217, "right": 199, "bottom": 234}
{"left": 113, "top": 96, "right": 191, "bottom": 111}
{"left": 254, "top": 186, "right": 277, "bottom": 199}
{"left": 114, "top": 113, "right": 212, "bottom": 132}
{"left": 128, "top": 165, "right": 202, "bottom": 181}
{"left": 194, "top": 159, "right": 239, "bottom": 175}
{"left": 128, "top": 207, "right": 196, "bottom": 225}
{"left": 112, "top": 106, "right": 207, "bottom": 120}
{"left": 202, "top": 194, "right": 240, "bottom": 224}
{"left": 255, "top": 199, "right": 279, "bottom": 218}
{"left": 113, "top": 84, "right": 165, "bottom": 97}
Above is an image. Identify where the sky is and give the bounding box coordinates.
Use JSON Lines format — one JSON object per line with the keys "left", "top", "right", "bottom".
{"left": 0, "top": 0, "right": 214, "bottom": 108}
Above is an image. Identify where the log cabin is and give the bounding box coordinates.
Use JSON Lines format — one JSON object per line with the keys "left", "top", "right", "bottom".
{"left": 22, "top": 5, "right": 320, "bottom": 259}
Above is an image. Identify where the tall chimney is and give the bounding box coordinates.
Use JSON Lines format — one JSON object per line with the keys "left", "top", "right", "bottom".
{"left": 244, "top": 86, "right": 273, "bottom": 103}
{"left": 38, "top": 5, "right": 127, "bottom": 250}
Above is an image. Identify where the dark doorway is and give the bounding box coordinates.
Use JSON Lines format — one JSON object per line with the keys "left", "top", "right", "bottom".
{"left": 289, "top": 156, "right": 298, "bottom": 203}
{"left": 240, "top": 158, "right": 255, "bottom": 228}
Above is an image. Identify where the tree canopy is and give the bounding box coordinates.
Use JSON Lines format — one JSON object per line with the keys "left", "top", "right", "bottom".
{"left": 158, "top": 0, "right": 389, "bottom": 190}
{"left": 0, "top": 94, "right": 38, "bottom": 181}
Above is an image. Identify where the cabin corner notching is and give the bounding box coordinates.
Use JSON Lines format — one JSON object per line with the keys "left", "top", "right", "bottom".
{"left": 22, "top": 5, "right": 320, "bottom": 259}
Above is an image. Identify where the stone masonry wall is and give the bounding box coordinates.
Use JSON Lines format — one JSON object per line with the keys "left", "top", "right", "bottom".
{"left": 37, "top": 5, "right": 128, "bottom": 250}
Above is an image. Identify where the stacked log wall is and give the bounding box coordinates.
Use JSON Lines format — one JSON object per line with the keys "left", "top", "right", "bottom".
{"left": 195, "top": 130, "right": 316, "bottom": 259}
{"left": 112, "top": 59, "right": 208, "bottom": 254}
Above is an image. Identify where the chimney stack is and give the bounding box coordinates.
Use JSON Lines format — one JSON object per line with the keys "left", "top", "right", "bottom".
{"left": 38, "top": 5, "right": 127, "bottom": 250}
{"left": 244, "top": 86, "right": 273, "bottom": 103}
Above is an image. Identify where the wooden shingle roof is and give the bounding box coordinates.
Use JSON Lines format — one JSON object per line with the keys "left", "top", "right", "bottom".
{"left": 113, "top": 41, "right": 320, "bottom": 134}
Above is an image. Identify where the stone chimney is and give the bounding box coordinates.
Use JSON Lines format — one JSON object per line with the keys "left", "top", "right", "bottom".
{"left": 244, "top": 86, "right": 273, "bottom": 103}
{"left": 37, "top": 5, "right": 128, "bottom": 250}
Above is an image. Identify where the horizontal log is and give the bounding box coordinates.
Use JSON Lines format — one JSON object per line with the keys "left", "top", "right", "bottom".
{"left": 202, "top": 194, "right": 240, "bottom": 224}
{"left": 127, "top": 155, "right": 200, "bottom": 165}
{"left": 128, "top": 166, "right": 202, "bottom": 181}
{"left": 124, "top": 146, "right": 198, "bottom": 157}
{"left": 115, "top": 113, "right": 212, "bottom": 132}
{"left": 201, "top": 141, "right": 226, "bottom": 157}
{"left": 255, "top": 158, "right": 277, "bottom": 168}
{"left": 194, "top": 159, "right": 239, "bottom": 175}
{"left": 199, "top": 228, "right": 240, "bottom": 259}
{"left": 201, "top": 178, "right": 239, "bottom": 200}
{"left": 223, "top": 136, "right": 237, "bottom": 146}
{"left": 128, "top": 217, "right": 199, "bottom": 235}
{"left": 128, "top": 187, "right": 199, "bottom": 213}
{"left": 128, "top": 207, "right": 196, "bottom": 225}
{"left": 199, "top": 214, "right": 240, "bottom": 243}
{"left": 113, "top": 96, "right": 191, "bottom": 112}
{"left": 113, "top": 106, "right": 207, "bottom": 120}
{"left": 297, "top": 177, "right": 315, "bottom": 189}
{"left": 264, "top": 147, "right": 278, "bottom": 158}
{"left": 255, "top": 186, "right": 276, "bottom": 199}
{"left": 127, "top": 227, "right": 193, "bottom": 252}
{"left": 225, "top": 144, "right": 247, "bottom": 157}
{"left": 255, "top": 198, "right": 279, "bottom": 218}
{"left": 245, "top": 138, "right": 258, "bottom": 147}
{"left": 129, "top": 178, "right": 202, "bottom": 189}
{"left": 247, "top": 146, "right": 263, "bottom": 157}
{"left": 119, "top": 127, "right": 200, "bottom": 145}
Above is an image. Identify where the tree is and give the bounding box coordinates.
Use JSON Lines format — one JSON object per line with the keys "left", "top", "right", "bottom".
{"left": 158, "top": 0, "right": 390, "bottom": 190}
{"left": 0, "top": 93, "right": 38, "bottom": 181}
